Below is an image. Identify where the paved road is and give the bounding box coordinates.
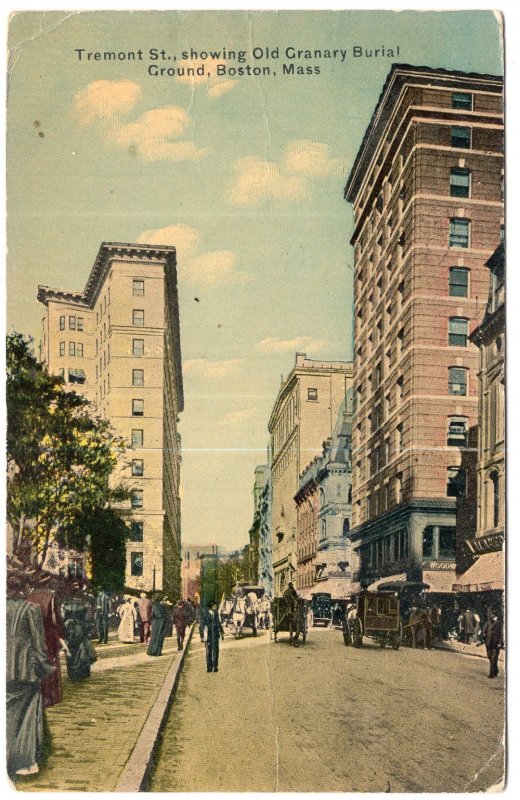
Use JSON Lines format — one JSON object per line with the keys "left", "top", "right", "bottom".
{"left": 151, "top": 626, "right": 505, "bottom": 793}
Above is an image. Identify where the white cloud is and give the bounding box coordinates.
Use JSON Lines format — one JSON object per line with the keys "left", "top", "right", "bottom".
{"left": 175, "top": 59, "right": 238, "bottom": 99}
{"left": 227, "top": 139, "right": 346, "bottom": 208}
{"left": 73, "top": 80, "right": 141, "bottom": 128}
{"left": 137, "top": 224, "right": 244, "bottom": 287}
{"left": 183, "top": 359, "right": 242, "bottom": 378}
{"left": 255, "top": 336, "right": 329, "bottom": 354}
{"left": 114, "top": 107, "right": 209, "bottom": 162}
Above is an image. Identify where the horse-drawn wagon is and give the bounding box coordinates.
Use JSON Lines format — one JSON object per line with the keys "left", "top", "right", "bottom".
{"left": 342, "top": 591, "right": 401, "bottom": 649}
{"left": 229, "top": 584, "right": 264, "bottom": 639}
{"left": 271, "top": 595, "right": 308, "bottom": 645}
{"left": 309, "top": 592, "right": 333, "bottom": 627}
{"left": 376, "top": 581, "right": 439, "bottom": 649}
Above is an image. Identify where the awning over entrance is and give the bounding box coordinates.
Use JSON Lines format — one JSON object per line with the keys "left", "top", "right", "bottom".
{"left": 367, "top": 573, "right": 407, "bottom": 591}
{"left": 452, "top": 551, "right": 505, "bottom": 593}
{"left": 422, "top": 569, "right": 457, "bottom": 593}
{"left": 298, "top": 578, "right": 361, "bottom": 600}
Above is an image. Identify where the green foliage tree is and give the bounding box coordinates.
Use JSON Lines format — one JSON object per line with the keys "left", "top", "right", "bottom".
{"left": 7, "top": 332, "right": 130, "bottom": 583}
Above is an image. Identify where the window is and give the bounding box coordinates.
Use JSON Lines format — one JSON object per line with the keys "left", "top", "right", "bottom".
{"left": 131, "top": 490, "right": 144, "bottom": 508}
{"left": 449, "top": 267, "right": 469, "bottom": 297}
{"left": 133, "top": 309, "right": 144, "bottom": 327}
{"left": 452, "top": 92, "right": 472, "bottom": 110}
{"left": 132, "top": 369, "right": 144, "bottom": 387}
{"left": 76, "top": 343, "right": 84, "bottom": 358}
{"left": 77, "top": 317, "right": 84, "bottom": 332}
{"left": 491, "top": 471, "right": 500, "bottom": 528}
{"left": 451, "top": 126, "right": 471, "bottom": 149}
{"left": 59, "top": 342, "right": 65, "bottom": 356}
{"left": 449, "top": 218, "right": 470, "bottom": 248}
{"left": 59, "top": 368, "right": 65, "bottom": 379}
{"left": 447, "top": 466, "right": 466, "bottom": 498}
{"left": 59, "top": 315, "right": 65, "bottom": 330}
{"left": 130, "top": 522, "right": 143, "bottom": 542}
{"left": 307, "top": 388, "right": 318, "bottom": 401}
{"left": 132, "top": 399, "right": 144, "bottom": 416}
{"left": 69, "top": 315, "right": 76, "bottom": 331}
{"left": 373, "top": 362, "right": 382, "bottom": 390}
{"left": 448, "top": 317, "right": 468, "bottom": 347}
{"left": 423, "top": 528, "right": 434, "bottom": 558}
{"left": 439, "top": 527, "right": 456, "bottom": 558}
{"left": 450, "top": 168, "right": 471, "bottom": 198}
{"left": 447, "top": 417, "right": 468, "bottom": 447}
{"left": 133, "top": 279, "right": 145, "bottom": 296}
{"left": 132, "top": 459, "right": 144, "bottom": 476}
{"left": 396, "top": 423, "right": 404, "bottom": 452}
{"left": 397, "top": 375, "right": 404, "bottom": 401}
{"left": 69, "top": 342, "right": 76, "bottom": 356}
{"left": 132, "top": 429, "right": 144, "bottom": 448}
{"left": 448, "top": 367, "right": 468, "bottom": 396}
{"left": 133, "top": 339, "right": 144, "bottom": 357}
{"left": 68, "top": 369, "right": 86, "bottom": 385}
{"left": 130, "top": 552, "right": 143, "bottom": 576}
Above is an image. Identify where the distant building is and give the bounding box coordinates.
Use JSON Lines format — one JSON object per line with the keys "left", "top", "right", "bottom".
{"left": 247, "top": 465, "right": 269, "bottom": 585}
{"left": 268, "top": 353, "right": 353, "bottom": 596}
{"left": 258, "top": 472, "right": 274, "bottom": 597}
{"left": 454, "top": 243, "right": 504, "bottom": 599}
{"left": 38, "top": 242, "right": 184, "bottom": 597}
{"left": 344, "top": 64, "right": 504, "bottom": 595}
{"left": 296, "top": 391, "right": 356, "bottom": 600}
{"left": 181, "top": 543, "right": 221, "bottom": 601}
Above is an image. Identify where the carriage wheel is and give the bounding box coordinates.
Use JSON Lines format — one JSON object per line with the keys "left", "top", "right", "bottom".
{"left": 352, "top": 617, "right": 363, "bottom": 648}
{"left": 379, "top": 634, "right": 387, "bottom": 649}
{"left": 391, "top": 623, "right": 402, "bottom": 651}
{"left": 342, "top": 620, "right": 351, "bottom": 646}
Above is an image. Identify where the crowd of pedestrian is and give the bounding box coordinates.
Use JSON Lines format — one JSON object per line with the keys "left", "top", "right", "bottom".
{"left": 6, "top": 560, "right": 198, "bottom": 780}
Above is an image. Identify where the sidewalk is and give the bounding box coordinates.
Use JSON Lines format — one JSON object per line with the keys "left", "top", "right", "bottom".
{"left": 11, "top": 628, "right": 192, "bottom": 792}
{"left": 434, "top": 638, "right": 505, "bottom": 662}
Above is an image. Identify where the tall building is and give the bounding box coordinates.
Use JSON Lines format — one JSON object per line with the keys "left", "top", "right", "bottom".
{"left": 268, "top": 352, "right": 353, "bottom": 596}
{"left": 454, "top": 242, "right": 504, "bottom": 600}
{"left": 38, "top": 242, "right": 184, "bottom": 597}
{"left": 344, "top": 65, "right": 504, "bottom": 591}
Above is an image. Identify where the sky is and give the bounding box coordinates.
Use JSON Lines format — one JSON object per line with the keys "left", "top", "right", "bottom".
{"left": 6, "top": 9, "right": 503, "bottom": 550}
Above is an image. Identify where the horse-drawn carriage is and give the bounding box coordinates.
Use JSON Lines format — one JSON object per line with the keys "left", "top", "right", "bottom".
{"left": 342, "top": 591, "right": 401, "bottom": 649}
{"left": 309, "top": 592, "right": 333, "bottom": 627}
{"left": 229, "top": 584, "right": 264, "bottom": 639}
{"left": 376, "top": 581, "right": 439, "bottom": 649}
{"left": 271, "top": 595, "right": 308, "bottom": 645}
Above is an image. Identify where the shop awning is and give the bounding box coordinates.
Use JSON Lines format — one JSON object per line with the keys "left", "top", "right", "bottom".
{"left": 452, "top": 551, "right": 505, "bottom": 593}
{"left": 367, "top": 573, "right": 407, "bottom": 591}
{"left": 422, "top": 569, "right": 458, "bottom": 593}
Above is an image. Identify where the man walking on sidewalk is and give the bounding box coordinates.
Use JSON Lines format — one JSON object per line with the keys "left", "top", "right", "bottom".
{"left": 173, "top": 600, "right": 187, "bottom": 651}
{"left": 482, "top": 609, "right": 504, "bottom": 678}
{"left": 200, "top": 602, "right": 224, "bottom": 673}
{"left": 138, "top": 592, "right": 152, "bottom": 644}
{"left": 95, "top": 590, "right": 111, "bottom": 645}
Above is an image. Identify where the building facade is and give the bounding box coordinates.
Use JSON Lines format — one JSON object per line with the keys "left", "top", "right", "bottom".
{"left": 344, "top": 65, "right": 504, "bottom": 590}
{"left": 268, "top": 353, "right": 353, "bottom": 596}
{"left": 454, "top": 243, "right": 505, "bottom": 597}
{"left": 258, "top": 475, "right": 274, "bottom": 597}
{"left": 38, "top": 242, "right": 184, "bottom": 597}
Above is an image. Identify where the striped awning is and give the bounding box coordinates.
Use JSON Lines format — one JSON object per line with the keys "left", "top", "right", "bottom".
{"left": 452, "top": 551, "right": 505, "bottom": 593}
{"left": 422, "top": 569, "right": 458, "bottom": 594}
{"left": 298, "top": 578, "right": 361, "bottom": 600}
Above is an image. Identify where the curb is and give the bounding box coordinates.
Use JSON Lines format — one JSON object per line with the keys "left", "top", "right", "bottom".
{"left": 434, "top": 641, "right": 505, "bottom": 661}
{"left": 115, "top": 624, "right": 194, "bottom": 792}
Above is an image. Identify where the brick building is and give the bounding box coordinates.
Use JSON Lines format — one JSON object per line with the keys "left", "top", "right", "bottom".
{"left": 343, "top": 64, "right": 504, "bottom": 591}
{"left": 268, "top": 353, "right": 353, "bottom": 596}
{"left": 38, "top": 242, "right": 184, "bottom": 597}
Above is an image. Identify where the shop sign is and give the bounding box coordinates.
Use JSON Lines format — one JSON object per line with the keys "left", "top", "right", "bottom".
{"left": 465, "top": 532, "right": 504, "bottom": 555}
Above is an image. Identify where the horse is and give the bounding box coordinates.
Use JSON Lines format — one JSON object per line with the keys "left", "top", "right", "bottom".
{"left": 408, "top": 608, "right": 433, "bottom": 649}
{"left": 231, "top": 595, "right": 247, "bottom": 639}
{"left": 258, "top": 596, "right": 271, "bottom": 629}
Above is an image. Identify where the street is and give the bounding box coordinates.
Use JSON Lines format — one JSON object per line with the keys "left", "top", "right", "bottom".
{"left": 151, "top": 626, "right": 504, "bottom": 793}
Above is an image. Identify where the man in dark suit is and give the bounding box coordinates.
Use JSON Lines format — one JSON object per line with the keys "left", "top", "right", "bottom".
{"left": 482, "top": 608, "right": 504, "bottom": 678}
{"left": 200, "top": 602, "right": 224, "bottom": 672}
{"left": 95, "top": 590, "right": 111, "bottom": 644}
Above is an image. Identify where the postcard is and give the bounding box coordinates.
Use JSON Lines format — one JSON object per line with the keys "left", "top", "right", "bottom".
{"left": 5, "top": 8, "right": 505, "bottom": 793}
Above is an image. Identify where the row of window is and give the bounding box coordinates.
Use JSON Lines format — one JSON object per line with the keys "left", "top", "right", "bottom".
{"left": 59, "top": 315, "right": 84, "bottom": 331}
{"left": 59, "top": 342, "right": 84, "bottom": 357}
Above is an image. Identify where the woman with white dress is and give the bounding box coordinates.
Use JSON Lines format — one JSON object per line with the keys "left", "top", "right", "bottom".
{"left": 117, "top": 596, "right": 136, "bottom": 643}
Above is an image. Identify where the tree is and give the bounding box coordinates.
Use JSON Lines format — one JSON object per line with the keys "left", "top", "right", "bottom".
{"left": 7, "top": 332, "right": 130, "bottom": 574}
{"left": 72, "top": 509, "right": 130, "bottom": 592}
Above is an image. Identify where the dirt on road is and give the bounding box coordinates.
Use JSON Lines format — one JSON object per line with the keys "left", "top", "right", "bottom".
{"left": 151, "top": 627, "right": 504, "bottom": 792}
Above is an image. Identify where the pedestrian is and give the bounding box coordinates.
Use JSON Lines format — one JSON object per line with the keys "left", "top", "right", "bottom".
{"left": 481, "top": 609, "right": 504, "bottom": 678}
{"left": 138, "top": 591, "right": 152, "bottom": 643}
{"left": 7, "top": 573, "right": 55, "bottom": 777}
{"left": 62, "top": 582, "right": 97, "bottom": 680}
{"left": 27, "top": 580, "right": 67, "bottom": 708}
{"left": 95, "top": 589, "right": 111, "bottom": 644}
{"left": 184, "top": 598, "right": 196, "bottom": 626}
{"left": 117, "top": 596, "right": 137, "bottom": 643}
{"left": 200, "top": 601, "right": 224, "bottom": 673}
{"left": 463, "top": 608, "right": 476, "bottom": 644}
{"left": 173, "top": 599, "right": 187, "bottom": 650}
{"left": 147, "top": 592, "right": 170, "bottom": 656}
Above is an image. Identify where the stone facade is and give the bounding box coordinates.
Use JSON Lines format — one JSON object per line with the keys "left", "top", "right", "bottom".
{"left": 344, "top": 65, "right": 504, "bottom": 587}
{"left": 268, "top": 353, "right": 353, "bottom": 596}
{"left": 38, "top": 242, "right": 184, "bottom": 597}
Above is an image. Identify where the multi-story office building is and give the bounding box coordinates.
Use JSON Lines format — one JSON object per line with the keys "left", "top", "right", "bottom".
{"left": 344, "top": 64, "right": 504, "bottom": 590}
{"left": 38, "top": 242, "right": 184, "bottom": 597}
{"left": 268, "top": 352, "right": 353, "bottom": 596}
{"left": 454, "top": 243, "right": 504, "bottom": 599}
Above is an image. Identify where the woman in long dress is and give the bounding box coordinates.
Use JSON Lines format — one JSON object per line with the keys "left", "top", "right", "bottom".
{"left": 117, "top": 597, "right": 136, "bottom": 643}
{"left": 62, "top": 596, "right": 96, "bottom": 680}
{"left": 27, "top": 588, "right": 65, "bottom": 707}
{"left": 147, "top": 593, "right": 169, "bottom": 656}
